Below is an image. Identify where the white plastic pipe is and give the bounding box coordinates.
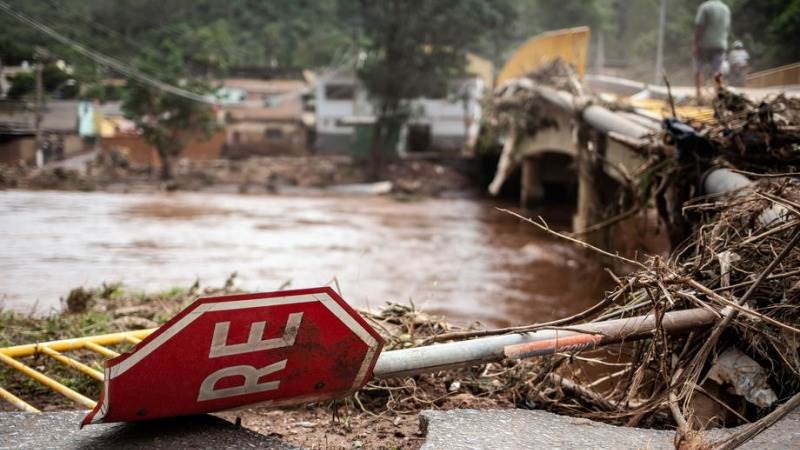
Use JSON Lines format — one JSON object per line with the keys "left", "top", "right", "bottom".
{"left": 703, "top": 168, "right": 789, "bottom": 226}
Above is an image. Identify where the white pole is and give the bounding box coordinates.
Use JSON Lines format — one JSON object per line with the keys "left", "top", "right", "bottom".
{"left": 654, "top": 0, "right": 667, "bottom": 85}
{"left": 373, "top": 308, "right": 715, "bottom": 379}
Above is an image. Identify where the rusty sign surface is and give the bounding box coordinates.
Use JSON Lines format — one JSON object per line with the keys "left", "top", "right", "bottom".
{"left": 82, "top": 287, "right": 384, "bottom": 425}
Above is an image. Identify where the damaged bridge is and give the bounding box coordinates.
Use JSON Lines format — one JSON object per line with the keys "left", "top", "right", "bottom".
{"left": 487, "top": 74, "right": 661, "bottom": 245}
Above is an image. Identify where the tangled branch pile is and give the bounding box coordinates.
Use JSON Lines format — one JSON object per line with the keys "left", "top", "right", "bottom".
{"left": 352, "top": 304, "right": 542, "bottom": 414}
{"left": 522, "top": 180, "right": 799, "bottom": 428}
{"left": 477, "top": 67, "right": 800, "bottom": 438}
{"left": 626, "top": 84, "right": 800, "bottom": 244}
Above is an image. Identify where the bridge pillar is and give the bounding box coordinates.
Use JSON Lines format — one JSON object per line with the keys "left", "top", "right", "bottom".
{"left": 520, "top": 157, "right": 544, "bottom": 210}
{"left": 573, "top": 126, "right": 610, "bottom": 249}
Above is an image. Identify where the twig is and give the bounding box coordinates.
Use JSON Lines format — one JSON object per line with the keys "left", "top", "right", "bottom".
{"left": 422, "top": 284, "right": 627, "bottom": 344}
{"left": 547, "top": 373, "right": 617, "bottom": 411}
{"left": 585, "top": 367, "right": 632, "bottom": 389}
{"left": 713, "top": 267, "right": 800, "bottom": 292}
{"left": 570, "top": 205, "right": 642, "bottom": 236}
{"left": 680, "top": 226, "right": 800, "bottom": 404}
{"left": 690, "top": 383, "right": 750, "bottom": 425}
{"left": 498, "top": 208, "right": 647, "bottom": 269}
{"left": 730, "top": 169, "right": 800, "bottom": 178}
{"left": 686, "top": 278, "right": 800, "bottom": 334}
{"left": 712, "top": 392, "right": 800, "bottom": 450}
{"left": 759, "top": 191, "right": 800, "bottom": 215}
{"left": 663, "top": 72, "right": 677, "bottom": 118}
{"left": 738, "top": 219, "right": 799, "bottom": 246}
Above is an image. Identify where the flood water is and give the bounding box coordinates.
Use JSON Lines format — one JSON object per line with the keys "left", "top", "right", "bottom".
{"left": 0, "top": 190, "right": 611, "bottom": 327}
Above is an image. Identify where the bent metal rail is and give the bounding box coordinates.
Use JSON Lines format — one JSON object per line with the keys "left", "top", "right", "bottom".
{"left": 0, "top": 307, "right": 717, "bottom": 413}
{"left": 0, "top": 329, "right": 155, "bottom": 412}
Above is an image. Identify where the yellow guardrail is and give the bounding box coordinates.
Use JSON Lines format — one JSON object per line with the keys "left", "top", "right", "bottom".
{"left": 496, "top": 26, "right": 590, "bottom": 86}
{"left": 629, "top": 98, "right": 716, "bottom": 124}
{"left": 0, "top": 328, "right": 156, "bottom": 412}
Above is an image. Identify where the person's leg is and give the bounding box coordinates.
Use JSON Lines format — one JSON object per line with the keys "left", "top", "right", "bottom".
{"left": 694, "top": 54, "right": 704, "bottom": 100}
{"left": 710, "top": 51, "right": 725, "bottom": 85}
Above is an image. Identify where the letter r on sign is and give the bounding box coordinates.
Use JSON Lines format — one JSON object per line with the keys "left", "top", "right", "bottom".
{"left": 198, "top": 360, "right": 287, "bottom": 401}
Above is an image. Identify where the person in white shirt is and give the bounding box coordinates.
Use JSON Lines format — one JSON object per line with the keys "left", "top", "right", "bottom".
{"left": 728, "top": 40, "right": 750, "bottom": 87}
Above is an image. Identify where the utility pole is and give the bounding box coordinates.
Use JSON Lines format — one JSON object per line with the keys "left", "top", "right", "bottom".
{"left": 34, "top": 58, "right": 44, "bottom": 167}
{"left": 654, "top": 0, "right": 667, "bottom": 85}
{"left": 595, "top": 31, "right": 605, "bottom": 74}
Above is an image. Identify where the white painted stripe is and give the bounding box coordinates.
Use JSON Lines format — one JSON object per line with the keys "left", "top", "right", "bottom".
{"left": 91, "top": 368, "right": 110, "bottom": 423}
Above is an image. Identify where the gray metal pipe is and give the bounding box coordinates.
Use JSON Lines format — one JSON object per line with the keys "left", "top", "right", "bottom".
{"left": 373, "top": 308, "right": 716, "bottom": 379}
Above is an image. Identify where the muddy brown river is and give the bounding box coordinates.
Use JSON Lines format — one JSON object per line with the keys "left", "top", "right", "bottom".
{"left": 0, "top": 190, "right": 610, "bottom": 327}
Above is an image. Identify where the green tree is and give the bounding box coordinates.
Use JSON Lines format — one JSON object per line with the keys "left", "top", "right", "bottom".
{"left": 6, "top": 71, "right": 34, "bottom": 99}
{"left": 176, "top": 20, "right": 237, "bottom": 75}
{"left": 121, "top": 44, "right": 216, "bottom": 180}
{"left": 351, "top": 0, "right": 515, "bottom": 178}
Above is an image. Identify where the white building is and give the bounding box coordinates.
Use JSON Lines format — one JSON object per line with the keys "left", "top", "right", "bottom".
{"left": 313, "top": 72, "right": 484, "bottom": 155}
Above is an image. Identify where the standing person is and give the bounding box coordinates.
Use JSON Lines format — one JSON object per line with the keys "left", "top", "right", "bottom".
{"left": 728, "top": 40, "right": 750, "bottom": 86}
{"left": 693, "top": 0, "right": 731, "bottom": 100}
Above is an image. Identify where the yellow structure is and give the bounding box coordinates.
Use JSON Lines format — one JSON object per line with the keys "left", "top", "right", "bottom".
{"left": 496, "top": 26, "right": 591, "bottom": 86}
{"left": 0, "top": 328, "right": 156, "bottom": 412}
{"left": 629, "top": 98, "right": 716, "bottom": 124}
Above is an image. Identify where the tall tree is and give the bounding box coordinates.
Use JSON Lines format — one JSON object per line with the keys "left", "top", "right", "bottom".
{"left": 351, "top": 0, "right": 515, "bottom": 178}
{"left": 121, "top": 44, "right": 216, "bottom": 180}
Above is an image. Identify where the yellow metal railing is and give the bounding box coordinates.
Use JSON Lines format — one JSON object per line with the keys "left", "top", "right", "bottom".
{"left": 0, "top": 328, "right": 156, "bottom": 412}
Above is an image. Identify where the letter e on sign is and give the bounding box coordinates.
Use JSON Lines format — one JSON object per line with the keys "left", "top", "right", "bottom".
{"left": 82, "top": 287, "right": 384, "bottom": 425}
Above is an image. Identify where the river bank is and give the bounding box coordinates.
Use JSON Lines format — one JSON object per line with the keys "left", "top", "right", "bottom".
{"left": 0, "top": 154, "right": 475, "bottom": 199}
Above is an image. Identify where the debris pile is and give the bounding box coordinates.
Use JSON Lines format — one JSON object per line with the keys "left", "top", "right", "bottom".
{"left": 491, "top": 85, "right": 800, "bottom": 443}
{"left": 478, "top": 58, "right": 800, "bottom": 441}
{"left": 1, "top": 153, "right": 470, "bottom": 198}
{"left": 512, "top": 179, "right": 799, "bottom": 430}
{"left": 710, "top": 92, "right": 800, "bottom": 171}
{"left": 482, "top": 59, "right": 585, "bottom": 195}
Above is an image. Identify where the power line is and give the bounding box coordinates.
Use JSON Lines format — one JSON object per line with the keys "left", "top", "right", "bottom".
{"left": 0, "top": 0, "right": 215, "bottom": 104}
{"left": 0, "top": 1, "right": 356, "bottom": 107}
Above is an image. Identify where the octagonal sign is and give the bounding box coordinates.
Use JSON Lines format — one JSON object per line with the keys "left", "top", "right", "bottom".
{"left": 82, "top": 287, "right": 384, "bottom": 425}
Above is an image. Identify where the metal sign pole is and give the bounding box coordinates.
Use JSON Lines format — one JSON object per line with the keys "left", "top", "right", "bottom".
{"left": 373, "top": 307, "right": 716, "bottom": 379}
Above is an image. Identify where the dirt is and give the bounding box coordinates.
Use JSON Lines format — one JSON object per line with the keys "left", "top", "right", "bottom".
{"left": 0, "top": 153, "right": 473, "bottom": 199}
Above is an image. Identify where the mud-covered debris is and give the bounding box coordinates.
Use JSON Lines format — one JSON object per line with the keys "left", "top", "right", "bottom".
{"left": 708, "top": 347, "right": 778, "bottom": 408}
{"left": 64, "top": 287, "right": 93, "bottom": 314}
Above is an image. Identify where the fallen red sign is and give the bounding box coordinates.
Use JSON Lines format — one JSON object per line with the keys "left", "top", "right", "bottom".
{"left": 82, "top": 287, "right": 384, "bottom": 425}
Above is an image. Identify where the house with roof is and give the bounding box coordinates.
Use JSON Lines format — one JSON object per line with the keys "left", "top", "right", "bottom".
{"left": 313, "top": 54, "right": 491, "bottom": 155}
{"left": 0, "top": 100, "right": 87, "bottom": 165}
{"left": 218, "top": 78, "right": 313, "bottom": 157}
